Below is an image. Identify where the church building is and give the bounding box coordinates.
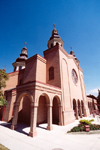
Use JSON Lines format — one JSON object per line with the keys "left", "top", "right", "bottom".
{"left": 1, "top": 26, "right": 96, "bottom": 137}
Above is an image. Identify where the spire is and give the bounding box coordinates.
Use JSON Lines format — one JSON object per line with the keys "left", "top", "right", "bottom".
{"left": 47, "top": 25, "right": 64, "bottom": 48}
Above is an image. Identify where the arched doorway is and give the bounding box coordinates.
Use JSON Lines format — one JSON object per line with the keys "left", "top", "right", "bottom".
{"left": 81, "top": 100, "right": 84, "bottom": 117}
{"left": 73, "top": 99, "right": 76, "bottom": 119}
{"left": 52, "top": 96, "right": 62, "bottom": 125}
{"left": 37, "top": 95, "right": 47, "bottom": 125}
{"left": 18, "top": 95, "right": 31, "bottom": 125}
{"left": 52, "top": 97, "right": 59, "bottom": 124}
{"left": 11, "top": 91, "right": 33, "bottom": 130}
{"left": 78, "top": 100, "right": 82, "bottom": 118}
{"left": 37, "top": 93, "right": 53, "bottom": 130}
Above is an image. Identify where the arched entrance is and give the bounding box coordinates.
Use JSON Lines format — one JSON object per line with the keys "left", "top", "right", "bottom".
{"left": 52, "top": 97, "right": 59, "bottom": 124}
{"left": 52, "top": 96, "right": 62, "bottom": 125}
{"left": 81, "top": 100, "right": 84, "bottom": 117}
{"left": 11, "top": 91, "right": 33, "bottom": 130}
{"left": 37, "top": 93, "right": 53, "bottom": 130}
{"left": 18, "top": 95, "right": 31, "bottom": 125}
{"left": 78, "top": 100, "right": 82, "bottom": 118}
{"left": 73, "top": 99, "right": 76, "bottom": 118}
{"left": 37, "top": 95, "right": 47, "bottom": 125}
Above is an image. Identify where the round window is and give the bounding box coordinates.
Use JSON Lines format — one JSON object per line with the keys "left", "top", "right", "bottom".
{"left": 72, "top": 69, "right": 78, "bottom": 84}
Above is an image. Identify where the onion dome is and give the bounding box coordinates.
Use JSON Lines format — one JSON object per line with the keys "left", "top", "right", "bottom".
{"left": 70, "top": 47, "right": 80, "bottom": 65}
{"left": 16, "top": 47, "right": 28, "bottom": 62}
{"left": 12, "top": 42, "right": 28, "bottom": 72}
{"left": 47, "top": 24, "right": 64, "bottom": 48}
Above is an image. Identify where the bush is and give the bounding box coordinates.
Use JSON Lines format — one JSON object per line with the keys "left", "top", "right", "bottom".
{"left": 90, "top": 124, "right": 100, "bottom": 130}
{"left": 89, "top": 119, "right": 94, "bottom": 122}
{"left": 67, "top": 119, "right": 100, "bottom": 133}
{"left": 70, "top": 124, "right": 84, "bottom": 132}
{"left": 79, "top": 119, "right": 91, "bottom": 125}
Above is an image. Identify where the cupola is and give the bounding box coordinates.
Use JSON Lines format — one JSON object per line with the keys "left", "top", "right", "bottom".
{"left": 12, "top": 42, "right": 28, "bottom": 72}
{"left": 47, "top": 24, "right": 64, "bottom": 48}
{"left": 70, "top": 47, "right": 80, "bottom": 65}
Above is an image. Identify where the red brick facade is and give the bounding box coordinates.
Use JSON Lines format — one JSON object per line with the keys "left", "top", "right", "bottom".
{"left": 1, "top": 27, "right": 97, "bottom": 137}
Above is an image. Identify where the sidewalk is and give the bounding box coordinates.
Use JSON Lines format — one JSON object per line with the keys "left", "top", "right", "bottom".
{"left": 0, "top": 116, "right": 100, "bottom": 150}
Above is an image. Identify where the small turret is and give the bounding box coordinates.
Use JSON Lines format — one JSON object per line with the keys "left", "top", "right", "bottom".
{"left": 12, "top": 42, "right": 28, "bottom": 72}
{"left": 70, "top": 47, "right": 80, "bottom": 65}
{"left": 47, "top": 24, "right": 64, "bottom": 48}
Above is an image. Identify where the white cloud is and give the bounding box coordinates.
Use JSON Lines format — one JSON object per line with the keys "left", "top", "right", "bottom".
{"left": 87, "top": 88, "right": 99, "bottom": 96}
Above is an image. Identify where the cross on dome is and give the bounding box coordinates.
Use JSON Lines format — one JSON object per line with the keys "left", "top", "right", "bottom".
{"left": 70, "top": 47, "right": 72, "bottom": 50}
{"left": 53, "top": 24, "right": 55, "bottom": 28}
{"left": 24, "top": 42, "right": 27, "bottom": 47}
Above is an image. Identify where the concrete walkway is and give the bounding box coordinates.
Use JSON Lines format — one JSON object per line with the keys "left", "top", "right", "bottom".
{"left": 0, "top": 116, "right": 100, "bottom": 150}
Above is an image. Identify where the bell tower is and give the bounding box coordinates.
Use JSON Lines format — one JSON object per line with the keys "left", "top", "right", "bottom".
{"left": 47, "top": 24, "right": 64, "bottom": 48}
{"left": 12, "top": 42, "right": 28, "bottom": 72}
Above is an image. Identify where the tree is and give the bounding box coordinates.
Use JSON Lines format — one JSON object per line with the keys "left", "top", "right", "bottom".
{"left": 97, "top": 89, "right": 100, "bottom": 111}
{"left": 0, "top": 69, "right": 8, "bottom": 106}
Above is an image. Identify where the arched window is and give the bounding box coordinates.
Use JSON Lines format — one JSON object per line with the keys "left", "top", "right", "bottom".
{"left": 19, "top": 66, "right": 22, "bottom": 71}
{"left": 49, "top": 67, "right": 54, "bottom": 80}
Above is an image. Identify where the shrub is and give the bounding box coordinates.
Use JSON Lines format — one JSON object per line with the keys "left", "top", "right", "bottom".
{"left": 67, "top": 119, "right": 100, "bottom": 133}
{"left": 79, "top": 119, "right": 91, "bottom": 125}
{"left": 90, "top": 124, "right": 100, "bottom": 130}
{"left": 70, "top": 125, "right": 84, "bottom": 132}
{"left": 89, "top": 119, "right": 94, "bottom": 122}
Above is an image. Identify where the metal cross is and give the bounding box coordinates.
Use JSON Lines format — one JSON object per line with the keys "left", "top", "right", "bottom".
{"left": 70, "top": 47, "right": 72, "bottom": 50}
{"left": 53, "top": 24, "right": 55, "bottom": 28}
{"left": 24, "top": 42, "right": 27, "bottom": 47}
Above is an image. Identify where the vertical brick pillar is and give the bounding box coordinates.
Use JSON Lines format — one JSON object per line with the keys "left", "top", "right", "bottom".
{"left": 58, "top": 105, "right": 63, "bottom": 126}
{"left": 47, "top": 104, "right": 53, "bottom": 130}
{"left": 75, "top": 105, "right": 78, "bottom": 120}
{"left": 80, "top": 105, "right": 82, "bottom": 118}
{"left": 29, "top": 102, "right": 37, "bottom": 137}
{"left": 11, "top": 103, "right": 20, "bottom": 130}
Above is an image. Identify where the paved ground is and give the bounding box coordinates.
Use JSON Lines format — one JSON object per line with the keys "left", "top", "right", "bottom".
{"left": 0, "top": 115, "right": 100, "bottom": 150}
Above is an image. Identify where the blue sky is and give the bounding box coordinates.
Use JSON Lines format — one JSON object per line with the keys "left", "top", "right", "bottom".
{"left": 0, "top": 0, "right": 100, "bottom": 96}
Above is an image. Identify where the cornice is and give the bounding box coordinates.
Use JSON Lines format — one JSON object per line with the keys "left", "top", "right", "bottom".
{"left": 26, "top": 54, "right": 47, "bottom": 64}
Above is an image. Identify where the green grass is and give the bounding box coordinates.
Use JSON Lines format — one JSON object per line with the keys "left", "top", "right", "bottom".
{"left": 0, "top": 144, "right": 10, "bottom": 150}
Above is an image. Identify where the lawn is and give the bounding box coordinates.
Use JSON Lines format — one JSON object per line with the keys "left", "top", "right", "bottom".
{"left": 0, "top": 144, "right": 9, "bottom": 150}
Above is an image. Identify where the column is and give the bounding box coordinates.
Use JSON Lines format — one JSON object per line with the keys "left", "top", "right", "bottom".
{"left": 58, "top": 105, "right": 63, "bottom": 126}
{"left": 29, "top": 102, "right": 37, "bottom": 137}
{"left": 11, "top": 103, "right": 20, "bottom": 130}
{"left": 75, "top": 105, "right": 78, "bottom": 120}
{"left": 47, "top": 104, "right": 53, "bottom": 130}
{"left": 80, "top": 105, "right": 82, "bottom": 118}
